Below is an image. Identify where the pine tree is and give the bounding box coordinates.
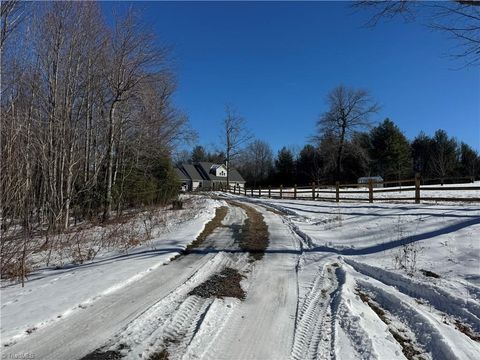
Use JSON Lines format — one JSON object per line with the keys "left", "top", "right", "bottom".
{"left": 459, "top": 142, "right": 478, "bottom": 179}
{"left": 369, "top": 119, "right": 412, "bottom": 181}
{"left": 274, "top": 147, "right": 296, "bottom": 186}
{"left": 191, "top": 146, "right": 207, "bottom": 163}
{"left": 411, "top": 132, "right": 432, "bottom": 176}
{"left": 297, "top": 145, "right": 320, "bottom": 185}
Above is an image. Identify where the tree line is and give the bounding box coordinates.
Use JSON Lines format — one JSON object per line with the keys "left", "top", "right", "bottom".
{"left": 1, "top": 1, "right": 192, "bottom": 237}
{"left": 183, "top": 86, "right": 478, "bottom": 188}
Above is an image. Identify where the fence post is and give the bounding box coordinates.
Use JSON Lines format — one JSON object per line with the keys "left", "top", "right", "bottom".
{"left": 244, "top": 186, "right": 247, "bottom": 196}
{"left": 415, "top": 173, "right": 421, "bottom": 204}
{"left": 234, "top": 184, "right": 237, "bottom": 194}
{"left": 294, "top": 184, "right": 297, "bottom": 200}
{"left": 259, "top": 186, "right": 261, "bottom": 198}
{"left": 312, "top": 182, "right": 315, "bottom": 200}
{"left": 368, "top": 179, "right": 373, "bottom": 203}
{"left": 268, "top": 185, "right": 271, "bottom": 198}
{"left": 251, "top": 188, "right": 253, "bottom": 197}
{"left": 280, "top": 185, "right": 283, "bottom": 199}
{"left": 335, "top": 181, "right": 340, "bottom": 203}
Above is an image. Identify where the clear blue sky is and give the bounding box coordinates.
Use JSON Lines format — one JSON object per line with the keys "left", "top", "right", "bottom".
{"left": 101, "top": 1, "right": 479, "bottom": 153}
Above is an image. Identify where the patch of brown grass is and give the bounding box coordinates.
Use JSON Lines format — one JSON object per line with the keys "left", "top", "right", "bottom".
{"left": 355, "top": 288, "right": 390, "bottom": 324}
{"left": 227, "top": 201, "right": 269, "bottom": 261}
{"left": 79, "top": 350, "right": 123, "bottom": 360}
{"left": 389, "top": 329, "right": 425, "bottom": 360}
{"left": 185, "top": 206, "right": 228, "bottom": 252}
{"left": 454, "top": 320, "right": 480, "bottom": 342}
{"left": 189, "top": 267, "right": 245, "bottom": 299}
{"left": 148, "top": 349, "right": 170, "bottom": 360}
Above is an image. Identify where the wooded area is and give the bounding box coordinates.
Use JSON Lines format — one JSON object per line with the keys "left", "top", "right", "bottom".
{"left": 1, "top": 2, "right": 192, "bottom": 279}
{"left": 185, "top": 117, "right": 479, "bottom": 189}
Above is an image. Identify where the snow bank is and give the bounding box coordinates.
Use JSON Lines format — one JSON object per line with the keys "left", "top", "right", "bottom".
{"left": 0, "top": 196, "right": 222, "bottom": 345}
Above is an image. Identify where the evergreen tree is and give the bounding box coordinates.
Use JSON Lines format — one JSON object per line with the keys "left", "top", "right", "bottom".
{"left": 459, "top": 142, "right": 478, "bottom": 179}
{"left": 191, "top": 146, "right": 207, "bottom": 163}
{"left": 369, "top": 119, "right": 412, "bottom": 180}
{"left": 297, "top": 145, "right": 320, "bottom": 185}
{"left": 411, "top": 132, "right": 432, "bottom": 176}
{"left": 274, "top": 147, "right": 296, "bottom": 186}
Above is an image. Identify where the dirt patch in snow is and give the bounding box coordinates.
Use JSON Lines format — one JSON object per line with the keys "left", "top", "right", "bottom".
{"left": 227, "top": 201, "right": 269, "bottom": 261}
{"left": 147, "top": 349, "right": 170, "bottom": 360}
{"left": 420, "top": 269, "right": 440, "bottom": 278}
{"left": 454, "top": 320, "right": 480, "bottom": 342}
{"left": 184, "top": 206, "right": 228, "bottom": 253}
{"left": 389, "top": 329, "right": 425, "bottom": 360}
{"left": 356, "top": 288, "right": 389, "bottom": 324}
{"left": 79, "top": 350, "right": 123, "bottom": 360}
{"left": 189, "top": 267, "right": 245, "bottom": 299}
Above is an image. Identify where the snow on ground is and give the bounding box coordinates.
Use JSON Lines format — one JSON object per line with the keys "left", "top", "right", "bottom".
{"left": 220, "top": 190, "right": 480, "bottom": 359}
{"left": 266, "top": 180, "right": 480, "bottom": 201}
{"left": 0, "top": 195, "right": 223, "bottom": 346}
{"left": 1, "top": 190, "right": 479, "bottom": 359}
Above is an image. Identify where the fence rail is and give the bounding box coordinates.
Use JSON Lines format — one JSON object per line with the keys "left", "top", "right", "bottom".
{"left": 219, "top": 174, "right": 480, "bottom": 204}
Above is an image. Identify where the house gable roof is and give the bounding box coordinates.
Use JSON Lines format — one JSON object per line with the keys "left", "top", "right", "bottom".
{"left": 181, "top": 164, "right": 204, "bottom": 181}
{"left": 210, "top": 164, "right": 226, "bottom": 172}
{"left": 197, "top": 162, "right": 245, "bottom": 182}
{"left": 175, "top": 167, "right": 190, "bottom": 181}
{"left": 177, "top": 162, "right": 246, "bottom": 183}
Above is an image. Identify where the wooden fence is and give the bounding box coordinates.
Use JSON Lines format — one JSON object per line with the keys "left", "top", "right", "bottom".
{"left": 220, "top": 175, "right": 480, "bottom": 204}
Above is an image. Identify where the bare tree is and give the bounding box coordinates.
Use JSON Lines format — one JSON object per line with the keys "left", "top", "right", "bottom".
{"left": 221, "top": 105, "right": 251, "bottom": 188}
{"left": 429, "top": 129, "right": 458, "bottom": 184}
{"left": 0, "top": 0, "right": 24, "bottom": 52}
{"left": 238, "top": 140, "right": 273, "bottom": 187}
{"left": 102, "top": 10, "right": 169, "bottom": 219}
{"left": 0, "top": 1, "right": 193, "bottom": 283}
{"left": 355, "top": 1, "right": 480, "bottom": 66}
{"left": 316, "top": 85, "right": 379, "bottom": 180}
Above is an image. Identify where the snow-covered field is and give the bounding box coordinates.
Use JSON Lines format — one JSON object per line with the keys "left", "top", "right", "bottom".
{"left": 265, "top": 180, "right": 480, "bottom": 202}
{"left": 1, "top": 191, "right": 479, "bottom": 359}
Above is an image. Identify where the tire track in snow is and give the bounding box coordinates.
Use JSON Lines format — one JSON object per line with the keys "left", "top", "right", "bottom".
{"left": 345, "top": 259, "right": 480, "bottom": 333}
{"left": 356, "top": 279, "right": 461, "bottom": 360}
{"left": 355, "top": 286, "right": 429, "bottom": 359}
{"left": 331, "top": 266, "right": 378, "bottom": 360}
{"left": 291, "top": 263, "right": 338, "bottom": 360}
{"left": 161, "top": 296, "right": 214, "bottom": 359}
{"left": 105, "top": 252, "right": 236, "bottom": 359}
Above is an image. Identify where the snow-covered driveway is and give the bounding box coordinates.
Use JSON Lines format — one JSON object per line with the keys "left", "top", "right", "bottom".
{"left": 1, "top": 196, "right": 479, "bottom": 359}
